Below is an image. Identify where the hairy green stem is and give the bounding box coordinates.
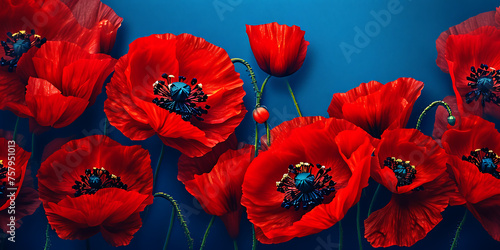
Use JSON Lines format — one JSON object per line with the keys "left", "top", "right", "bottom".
{"left": 200, "top": 216, "right": 216, "bottom": 250}
{"left": 264, "top": 121, "right": 270, "bottom": 146}
{"left": 251, "top": 225, "right": 257, "bottom": 250}
{"left": 231, "top": 58, "right": 260, "bottom": 100}
{"left": 416, "top": 101, "right": 455, "bottom": 131}
{"left": 154, "top": 192, "right": 194, "bottom": 250}
{"left": 44, "top": 224, "right": 51, "bottom": 250}
{"left": 163, "top": 209, "right": 175, "bottom": 250}
{"left": 254, "top": 122, "right": 259, "bottom": 156}
{"left": 285, "top": 80, "right": 302, "bottom": 117}
{"left": 450, "top": 209, "right": 468, "bottom": 250}
{"left": 256, "top": 75, "right": 271, "bottom": 107}
{"left": 12, "top": 117, "right": 19, "bottom": 141}
{"left": 367, "top": 184, "right": 381, "bottom": 217}
{"left": 233, "top": 239, "right": 239, "bottom": 250}
{"left": 356, "top": 201, "right": 363, "bottom": 250}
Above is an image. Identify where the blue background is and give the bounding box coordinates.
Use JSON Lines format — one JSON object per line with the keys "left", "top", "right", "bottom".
{"left": 2, "top": 0, "right": 500, "bottom": 249}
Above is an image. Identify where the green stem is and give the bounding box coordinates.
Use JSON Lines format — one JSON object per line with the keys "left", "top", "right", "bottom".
{"left": 264, "top": 121, "right": 270, "bottom": 146}
{"left": 12, "top": 116, "right": 19, "bottom": 141}
{"left": 153, "top": 144, "right": 165, "bottom": 190}
{"left": 103, "top": 117, "right": 109, "bottom": 137}
{"left": 44, "top": 224, "right": 51, "bottom": 250}
{"left": 356, "top": 201, "right": 363, "bottom": 250}
{"left": 256, "top": 75, "right": 271, "bottom": 106}
{"left": 339, "top": 220, "right": 343, "bottom": 250}
{"left": 231, "top": 58, "right": 260, "bottom": 100}
{"left": 251, "top": 224, "right": 257, "bottom": 250}
{"left": 200, "top": 216, "right": 216, "bottom": 250}
{"left": 450, "top": 209, "right": 468, "bottom": 250}
{"left": 367, "top": 184, "right": 381, "bottom": 217}
{"left": 254, "top": 122, "right": 259, "bottom": 156}
{"left": 163, "top": 209, "right": 175, "bottom": 250}
{"left": 416, "top": 101, "right": 455, "bottom": 131}
{"left": 86, "top": 239, "right": 90, "bottom": 250}
{"left": 154, "top": 192, "right": 193, "bottom": 250}
{"left": 285, "top": 80, "right": 302, "bottom": 117}
{"left": 233, "top": 239, "right": 239, "bottom": 250}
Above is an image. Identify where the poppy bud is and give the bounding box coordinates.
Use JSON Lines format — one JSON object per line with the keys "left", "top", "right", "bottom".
{"left": 253, "top": 106, "right": 269, "bottom": 123}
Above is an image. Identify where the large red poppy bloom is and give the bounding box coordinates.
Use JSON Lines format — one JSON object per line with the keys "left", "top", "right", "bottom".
{"left": 180, "top": 142, "right": 254, "bottom": 239}
{"left": 0, "top": 131, "right": 38, "bottom": 233}
{"left": 365, "top": 129, "right": 461, "bottom": 247}
{"left": 241, "top": 118, "right": 373, "bottom": 243}
{"left": 436, "top": 7, "right": 500, "bottom": 73}
{"left": 327, "top": 78, "right": 424, "bottom": 138}
{"left": 104, "top": 34, "right": 247, "bottom": 158}
{"left": 246, "top": 22, "right": 309, "bottom": 77}
{"left": 2, "top": 41, "right": 115, "bottom": 133}
{"left": 442, "top": 115, "right": 500, "bottom": 241}
{"left": 444, "top": 26, "right": 500, "bottom": 119}
{"left": 37, "top": 135, "right": 153, "bottom": 246}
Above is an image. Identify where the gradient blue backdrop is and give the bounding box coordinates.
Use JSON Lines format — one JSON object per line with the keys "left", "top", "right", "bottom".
{"left": 2, "top": 0, "right": 500, "bottom": 249}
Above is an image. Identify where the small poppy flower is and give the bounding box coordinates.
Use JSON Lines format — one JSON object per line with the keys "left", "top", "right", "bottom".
{"left": 442, "top": 115, "right": 500, "bottom": 241}
{"left": 104, "top": 33, "right": 247, "bottom": 157}
{"left": 436, "top": 7, "right": 500, "bottom": 73}
{"left": 0, "top": 131, "right": 37, "bottom": 233}
{"left": 37, "top": 135, "right": 153, "bottom": 247}
{"left": 242, "top": 118, "right": 373, "bottom": 243}
{"left": 444, "top": 26, "right": 500, "bottom": 119}
{"left": 365, "top": 128, "right": 461, "bottom": 247}
{"left": 327, "top": 78, "right": 424, "bottom": 138}
{"left": 180, "top": 143, "right": 254, "bottom": 239}
{"left": 2, "top": 41, "right": 115, "bottom": 133}
{"left": 246, "top": 22, "right": 309, "bottom": 77}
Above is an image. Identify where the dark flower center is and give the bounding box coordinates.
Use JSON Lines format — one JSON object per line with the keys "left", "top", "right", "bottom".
{"left": 465, "top": 64, "right": 500, "bottom": 106}
{"left": 462, "top": 148, "right": 500, "bottom": 179}
{"left": 276, "top": 162, "right": 336, "bottom": 210}
{"left": 383, "top": 157, "right": 416, "bottom": 189}
{"left": 72, "top": 167, "right": 127, "bottom": 197}
{"left": 152, "top": 73, "right": 210, "bottom": 121}
{"left": 1, "top": 30, "right": 46, "bottom": 72}
{"left": 0, "top": 160, "right": 7, "bottom": 199}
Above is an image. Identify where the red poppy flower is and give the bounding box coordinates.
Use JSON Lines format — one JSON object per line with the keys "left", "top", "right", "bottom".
{"left": 436, "top": 7, "right": 500, "bottom": 73}
{"left": 365, "top": 128, "right": 461, "bottom": 247}
{"left": 442, "top": 115, "right": 500, "bottom": 241}
{"left": 59, "top": 0, "right": 123, "bottom": 53}
{"left": 327, "top": 78, "right": 424, "bottom": 138}
{"left": 246, "top": 22, "right": 309, "bottom": 77}
{"left": 37, "top": 135, "right": 153, "bottom": 246}
{"left": 241, "top": 118, "right": 373, "bottom": 243}
{"left": 0, "top": 131, "right": 37, "bottom": 233}
{"left": 260, "top": 116, "right": 324, "bottom": 151}
{"left": 181, "top": 143, "right": 254, "bottom": 238}
{"left": 104, "top": 34, "right": 247, "bottom": 158}
{"left": 445, "top": 26, "right": 500, "bottom": 119}
{"left": 2, "top": 41, "right": 115, "bottom": 133}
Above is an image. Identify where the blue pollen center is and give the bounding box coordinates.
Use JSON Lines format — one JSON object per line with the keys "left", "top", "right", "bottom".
{"left": 88, "top": 176, "right": 102, "bottom": 189}
{"left": 294, "top": 173, "right": 315, "bottom": 192}
{"left": 170, "top": 82, "right": 191, "bottom": 101}
{"left": 477, "top": 77, "right": 494, "bottom": 92}
{"left": 481, "top": 157, "right": 497, "bottom": 173}
{"left": 394, "top": 165, "right": 407, "bottom": 175}
{"left": 13, "top": 39, "right": 30, "bottom": 57}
